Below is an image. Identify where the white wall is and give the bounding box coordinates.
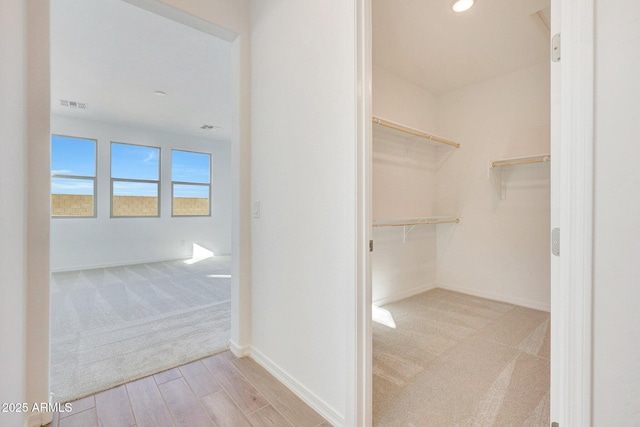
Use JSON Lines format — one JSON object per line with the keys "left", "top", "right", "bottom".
{"left": 250, "top": 1, "right": 357, "bottom": 424}
{"left": 0, "top": 2, "right": 51, "bottom": 426}
{"left": 436, "top": 63, "right": 551, "bottom": 310}
{"left": 371, "top": 66, "right": 439, "bottom": 303}
{"left": 593, "top": 0, "right": 640, "bottom": 424}
{"left": 26, "top": 1, "right": 52, "bottom": 418}
{"left": 0, "top": 2, "right": 27, "bottom": 427}
{"left": 372, "top": 66, "right": 439, "bottom": 132}
{"left": 371, "top": 63, "right": 550, "bottom": 311}
{"left": 50, "top": 115, "right": 232, "bottom": 271}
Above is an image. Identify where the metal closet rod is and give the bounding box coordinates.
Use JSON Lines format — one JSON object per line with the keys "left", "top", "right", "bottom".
{"left": 491, "top": 154, "right": 551, "bottom": 168}
{"left": 373, "top": 218, "right": 461, "bottom": 227}
{"left": 372, "top": 117, "right": 461, "bottom": 148}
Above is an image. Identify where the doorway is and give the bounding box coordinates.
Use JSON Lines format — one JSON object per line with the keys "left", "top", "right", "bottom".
{"left": 49, "top": 0, "right": 236, "bottom": 403}
{"left": 368, "top": 0, "right": 553, "bottom": 424}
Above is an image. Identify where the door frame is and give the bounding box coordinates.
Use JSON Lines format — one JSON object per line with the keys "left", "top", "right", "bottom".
{"left": 354, "top": 0, "right": 596, "bottom": 425}
{"left": 553, "top": 0, "right": 595, "bottom": 425}
{"left": 352, "top": 0, "right": 372, "bottom": 425}
{"left": 35, "top": 3, "right": 251, "bottom": 425}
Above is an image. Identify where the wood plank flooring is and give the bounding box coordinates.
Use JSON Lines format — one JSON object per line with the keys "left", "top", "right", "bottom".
{"left": 46, "top": 351, "right": 330, "bottom": 427}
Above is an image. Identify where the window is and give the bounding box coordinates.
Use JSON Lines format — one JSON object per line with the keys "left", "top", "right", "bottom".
{"left": 51, "top": 135, "right": 97, "bottom": 218}
{"left": 171, "top": 150, "right": 211, "bottom": 216}
{"left": 111, "top": 142, "right": 160, "bottom": 217}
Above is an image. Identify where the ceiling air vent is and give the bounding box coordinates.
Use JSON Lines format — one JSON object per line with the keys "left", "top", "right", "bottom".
{"left": 60, "top": 99, "right": 89, "bottom": 110}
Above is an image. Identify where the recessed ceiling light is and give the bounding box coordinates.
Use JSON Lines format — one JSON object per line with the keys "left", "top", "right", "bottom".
{"left": 452, "top": 0, "right": 474, "bottom": 12}
{"left": 154, "top": 91, "right": 166, "bottom": 96}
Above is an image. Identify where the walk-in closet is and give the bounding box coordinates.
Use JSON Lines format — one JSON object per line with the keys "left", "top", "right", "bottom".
{"left": 371, "top": 1, "right": 552, "bottom": 425}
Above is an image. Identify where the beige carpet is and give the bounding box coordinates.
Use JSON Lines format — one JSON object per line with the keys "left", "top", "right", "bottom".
{"left": 373, "top": 288, "right": 550, "bottom": 426}
{"left": 50, "top": 256, "right": 231, "bottom": 403}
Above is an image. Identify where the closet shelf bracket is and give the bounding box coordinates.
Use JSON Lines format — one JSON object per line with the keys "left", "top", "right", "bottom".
{"left": 489, "top": 154, "right": 551, "bottom": 200}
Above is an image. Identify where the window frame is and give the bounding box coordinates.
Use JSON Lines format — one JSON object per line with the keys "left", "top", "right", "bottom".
{"left": 50, "top": 134, "right": 98, "bottom": 219}
{"left": 110, "top": 141, "right": 161, "bottom": 218}
{"left": 170, "top": 149, "right": 212, "bottom": 217}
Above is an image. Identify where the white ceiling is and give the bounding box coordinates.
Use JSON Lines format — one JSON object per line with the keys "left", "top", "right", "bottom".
{"left": 373, "top": 0, "right": 551, "bottom": 95}
{"left": 51, "top": 0, "right": 233, "bottom": 140}
{"left": 52, "top": 0, "right": 549, "bottom": 138}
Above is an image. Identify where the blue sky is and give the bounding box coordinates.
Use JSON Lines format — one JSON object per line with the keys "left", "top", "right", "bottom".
{"left": 51, "top": 135, "right": 95, "bottom": 195}
{"left": 172, "top": 150, "right": 210, "bottom": 183}
{"left": 51, "top": 135, "right": 96, "bottom": 177}
{"left": 51, "top": 136, "right": 211, "bottom": 198}
{"left": 173, "top": 184, "right": 209, "bottom": 198}
{"left": 111, "top": 143, "right": 159, "bottom": 180}
{"left": 172, "top": 150, "right": 210, "bottom": 198}
{"left": 111, "top": 143, "right": 160, "bottom": 196}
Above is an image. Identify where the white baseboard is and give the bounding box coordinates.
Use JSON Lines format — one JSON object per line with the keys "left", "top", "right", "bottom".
{"left": 249, "top": 346, "right": 344, "bottom": 427}
{"left": 229, "top": 340, "right": 250, "bottom": 358}
{"left": 50, "top": 256, "right": 182, "bottom": 273}
{"left": 24, "top": 411, "right": 53, "bottom": 427}
{"left": 437, "top": 282, "right": 550, "bottom": 312}
{"left": 50, "top": 254, "right": 231, "bottom": 273}
{"left": 373, "top": 282, "right": 438, "bottom": 306}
